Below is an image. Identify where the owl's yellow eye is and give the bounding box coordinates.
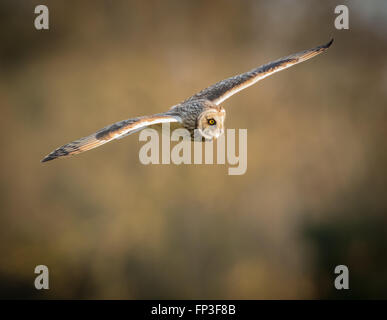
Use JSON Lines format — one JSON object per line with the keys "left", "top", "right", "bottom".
{"left": 208, "top": 119, "right": 216, "bottom": 125}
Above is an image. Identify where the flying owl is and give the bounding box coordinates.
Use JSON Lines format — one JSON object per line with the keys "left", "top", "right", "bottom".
{"left": 41, "top": 39, "right": 333, "bottom": 162}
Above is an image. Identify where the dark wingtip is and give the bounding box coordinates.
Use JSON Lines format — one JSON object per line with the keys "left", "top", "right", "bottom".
{"left": 41, "top": 154, "right": 56, "bottom": 163}
{"left": 324, "top": 38, "right": 334, "bottom": 49}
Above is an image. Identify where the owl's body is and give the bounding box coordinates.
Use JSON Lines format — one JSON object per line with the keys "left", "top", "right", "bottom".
{"left": 42, "top": 39, "right": 332, "bottom": 162}
{"left": 168, "top": 100, "right": 225, "bottom": 140}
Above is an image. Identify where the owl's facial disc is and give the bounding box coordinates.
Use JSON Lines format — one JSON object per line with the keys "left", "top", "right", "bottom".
{"left": 197, "top": 108, "right": 225, "bottom": 140}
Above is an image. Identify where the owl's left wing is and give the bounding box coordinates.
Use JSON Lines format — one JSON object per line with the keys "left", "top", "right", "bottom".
{"left": 186, "top": 39, "right": 333, "bottom": 105}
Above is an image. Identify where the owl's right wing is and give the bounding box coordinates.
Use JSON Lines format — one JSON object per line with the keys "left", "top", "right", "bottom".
{"left": 41, "top": 114, "right": 181, "bottom": 162}
{"left": 186, "top": 39, "right": 333, "bottom": 105}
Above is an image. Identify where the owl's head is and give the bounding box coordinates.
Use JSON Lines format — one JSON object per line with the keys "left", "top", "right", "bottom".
{"left": 197, "top": 106, "right": 226, "bottom": 140}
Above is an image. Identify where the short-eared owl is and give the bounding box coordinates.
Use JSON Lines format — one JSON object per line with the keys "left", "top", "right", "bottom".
{"left": 42, "top": 39, "right": 333, "bottom": 162}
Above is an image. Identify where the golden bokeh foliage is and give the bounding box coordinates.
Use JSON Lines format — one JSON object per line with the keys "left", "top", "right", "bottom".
{"left": 0, "top": 0, "right": 386, "bottom": 298}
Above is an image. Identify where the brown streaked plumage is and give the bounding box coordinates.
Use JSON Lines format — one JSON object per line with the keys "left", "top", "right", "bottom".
{"left": 41, "top": 39, "right": 333, "bottom": 163}
{"left": 185, "top": 38, "right": 334, "bottom": 105}
{"left": 41, "top": 114, "right": 181, "bottom": 162}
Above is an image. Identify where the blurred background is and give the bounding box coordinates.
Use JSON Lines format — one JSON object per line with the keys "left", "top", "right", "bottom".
{"left": 1, "top": 0, "right": 386, "bottom": 299}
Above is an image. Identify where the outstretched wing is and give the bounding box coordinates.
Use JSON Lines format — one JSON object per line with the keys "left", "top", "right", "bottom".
{"left": 187, "top": 39, "right": 333, "bottom": 105}
{"left": 41, "top": 114, "right": 181, "bottom": 162}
